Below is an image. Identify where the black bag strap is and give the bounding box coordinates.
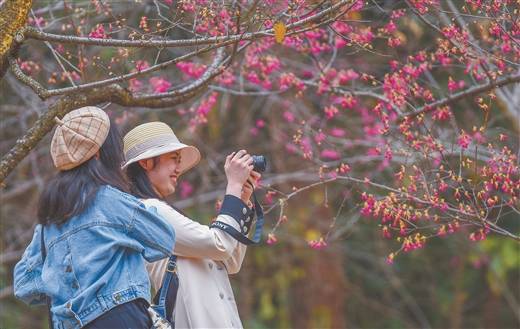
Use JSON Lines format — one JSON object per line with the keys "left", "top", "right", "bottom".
{"left": 210, "top": 192, "right": 264, "bottom": 245}
{"left": 40, "top": 226, "right": 54, "bottom": 329}
{"left": 152, "top": 254, "right": 179, "bottom": 325}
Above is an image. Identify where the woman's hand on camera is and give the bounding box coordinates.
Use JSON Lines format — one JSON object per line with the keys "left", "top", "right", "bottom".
{"left": 225, "top": 150, "right": 253, "bottom": 198}
{"left": 241, "top": 171, "right": 261, "bottom": 204}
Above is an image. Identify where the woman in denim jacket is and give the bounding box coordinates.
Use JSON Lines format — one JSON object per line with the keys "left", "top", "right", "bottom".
{"left": 13, "top": 107, "right": 175, "bottom": 329}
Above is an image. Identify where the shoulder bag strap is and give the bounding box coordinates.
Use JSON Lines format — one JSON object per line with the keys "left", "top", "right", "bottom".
{"left": 152, "top": 254, "right": 178, "bottom": 324}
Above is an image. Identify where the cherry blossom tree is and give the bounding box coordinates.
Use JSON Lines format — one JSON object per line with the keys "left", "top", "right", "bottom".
{"left": 1, "top": 0, "right": 519, "bottom": 266}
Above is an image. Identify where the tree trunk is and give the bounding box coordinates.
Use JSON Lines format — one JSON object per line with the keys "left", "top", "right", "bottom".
{"left": 0, "top": 0, "right": 32, "bottom": 78}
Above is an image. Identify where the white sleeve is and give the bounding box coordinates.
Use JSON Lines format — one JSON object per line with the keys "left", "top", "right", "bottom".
{"left": 142, "top": 198, "right": 246, "bottom": 262}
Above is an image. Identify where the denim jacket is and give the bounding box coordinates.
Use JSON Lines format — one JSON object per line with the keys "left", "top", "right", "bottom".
{"left": 13, "top": 185, "right": 175, "bottom": 329}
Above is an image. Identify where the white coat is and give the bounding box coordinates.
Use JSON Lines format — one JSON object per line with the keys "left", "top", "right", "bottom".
{"left": 143, "top": 198, "right": 247, "bottom": 329}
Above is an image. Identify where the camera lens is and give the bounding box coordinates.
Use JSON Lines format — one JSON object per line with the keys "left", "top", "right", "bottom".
{"left": 252, "top": 155, "right": 267, "bottom": 173}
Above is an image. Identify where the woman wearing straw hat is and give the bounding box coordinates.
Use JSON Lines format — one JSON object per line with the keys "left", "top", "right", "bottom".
{"left": 14, "top": 107, "right": 175, "bottom": 329}
{"left": 123, "top": 121, "right": 260, "bottom": 329}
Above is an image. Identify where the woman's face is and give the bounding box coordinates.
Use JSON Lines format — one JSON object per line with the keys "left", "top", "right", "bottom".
{"left": 145, "top": 151, "right": 182, "bottom": 198}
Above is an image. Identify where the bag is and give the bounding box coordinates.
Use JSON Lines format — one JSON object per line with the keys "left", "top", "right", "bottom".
{"left": 148, "top": 307, "right": 174, "bottom": 329}
{"left": 148, "top": 254, "right": 179, "bottom": 329}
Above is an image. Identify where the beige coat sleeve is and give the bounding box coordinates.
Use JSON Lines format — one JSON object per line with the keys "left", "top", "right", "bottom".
{"left": 142, "top": 198, "right": 247, "bottom": 272}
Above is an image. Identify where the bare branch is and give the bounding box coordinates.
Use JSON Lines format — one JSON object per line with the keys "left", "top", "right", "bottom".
{"left": 402, "top": 73, "right": 520, "bottom": 120}
{"left": 21, "top": 0, "right": 351, "bottom": 48}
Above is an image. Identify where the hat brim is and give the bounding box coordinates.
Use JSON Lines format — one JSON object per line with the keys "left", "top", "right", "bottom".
{"left": 122, "top": 142, "right": 201, "bottom": 175}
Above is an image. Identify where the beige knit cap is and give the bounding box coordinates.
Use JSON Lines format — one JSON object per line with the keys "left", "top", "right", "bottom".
{"left": 122, "top": 122, "right": 200, "bottom": 175}
{"left": 50, "top": 106, "right": 110, "bottom": 171}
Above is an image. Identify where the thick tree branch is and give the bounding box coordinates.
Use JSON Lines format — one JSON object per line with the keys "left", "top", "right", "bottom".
{"left": 0, "top": 50, "right": 230, "bottom": 184}
{"left": 21, "top": 0, "right": 351, "bottom": 48}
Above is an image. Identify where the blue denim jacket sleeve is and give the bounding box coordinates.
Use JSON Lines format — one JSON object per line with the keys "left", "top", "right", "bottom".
{"left": 13, "top": 225, "right": 46, "bottom": 305}
{"left": 127, "top": 201, "right": 176, "bottom": 262}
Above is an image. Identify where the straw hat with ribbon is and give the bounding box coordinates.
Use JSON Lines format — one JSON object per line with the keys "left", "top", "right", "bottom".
{"left": 122, "top": 122, "right": 201, "bottom": 175}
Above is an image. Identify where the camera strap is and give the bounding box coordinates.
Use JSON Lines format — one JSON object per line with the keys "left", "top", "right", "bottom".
{"left": 210, "top": 192, "right": 264, "bottom": 245}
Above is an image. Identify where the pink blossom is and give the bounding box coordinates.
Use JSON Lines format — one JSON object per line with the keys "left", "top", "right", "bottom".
{"left": 300, "top": 137, "right": 313, "bottom": 157}
{"left": 89, "top": 24, "right": 107, "bottom": 39}
{"left": 339, "top": 163, "right": 351, "bottom": 174}
{"left": 473, "top": 131, "right": 486, "bottom": 144}
{"left": 285, "top": 143, "right": 298, "bottom": 154}
{"left": 361, "top": 193, "right": 376, "bottom": 217}
{"left": 337, "top": 69, "right": 359, "bottom": 84}
{"left": 331, "top": 22, "right": 352, "bottom": 34}
{"left": 391, "top": 9, "right": 406, "bottom": 19}
{"left": 215, "top": 70, "right": 235, "bottom": 86}
{"left": 249, "top": 127, "right": 259, "bottom": 137}
{"left": 246, "top": 71, "right": 261, "bottom": 85}
{"left": 261, "top": 79, "right": 272, "bottom": 90}
{"left": 388, "top": 37, "right": 402, "bottom": 47}
{"left": 283, "top": 111, "right": 295, "bottom": 123}
{"left": 263, "top": 56, "right": 281, "bottom": 75}
{"left": 336, "top": 96, "right": 357, "bottom": 109}
{"left": 308, "top": 237, "right": 327, "bottom": 250}
{"left": 149, "top": 77, "right": 172, "bottom": 93}
{"left": 382, "top": 226, "right": 392, "bottom": 239}
{"left": 135, "top": 60, "right": 150, "bottom": 71}
{"left": 351, "top": 27, "right": 374, "bottom": 44}
{"left": 432, "top": 106, "right": 452, "bottom": 121}
{"left": 324, "top": 105, "right": 339, "bottom": 119}
{"left": 177, "top": 62, "right": 206, "bottom": 79}
{"left": 389, "top": 60, "right": 400, "bottom": 70}
{"left": 267, "top": 233, "right": 278, "bottom": 245}
{"left": 179, "top": 181, "right": 194, "bottom": 199}
{"left": 448, "top": 77, "right": 465, "bottom": 92}
{"left": 457, "top": 131, "right": 472, "bottom": 149}
{"left": 469, "top": 226, "right": 490, "bottom": 242}
{"left": 384, "top": 21, "right": 397, "bottom": 33}
{"left": 335, "top": 36, "right": 348, "bottom": 49}
{"left": 314, "top": 131, "right": 326, "bottom": 144}
{"left": 330, "top": 128, "right": 345, "bottom": 137}
{"left": 321, "top": 149, "right": 340, "bottom": 160}
{"left": 29, "top": 16, "right": 46, "bottom": 28}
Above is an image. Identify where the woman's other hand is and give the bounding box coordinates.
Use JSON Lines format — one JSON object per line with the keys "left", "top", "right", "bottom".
{"left": 241, "top": 171, "right": 261, "bottom": 205}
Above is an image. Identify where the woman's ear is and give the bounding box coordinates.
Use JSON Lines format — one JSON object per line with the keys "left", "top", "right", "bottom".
{"left": 138, "top": 159, "right": 154, "bottom": 171}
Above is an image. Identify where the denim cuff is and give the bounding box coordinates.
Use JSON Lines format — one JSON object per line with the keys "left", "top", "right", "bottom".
{"left": 219, "top": 195, "right": 254, "bottom": 235}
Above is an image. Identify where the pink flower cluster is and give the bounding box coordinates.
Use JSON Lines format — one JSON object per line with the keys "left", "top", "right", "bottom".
{"left": 279, "top": 73, "right": 304, "bottom": 91}
{"left": 409, "top": 0, "right": 439, "bottom": 14}
{"left": 469, "top": 225, "right": 490, "bottom": 242}
{"left": 402, "top": 235, "right": 426, "bottom": 252}
{"left": 308, "top": 237, "right": 327, "bottom": 250}
{"left": 149, "top": 77, "right": 172, "bottom": 93}
{"left": 266, "top": 233, "right": 278, "bottom": 245}
{"left": 177, "top": 61, "right": 207, "bottom": 79}
{"left": 189, "top": 92, "right": 218, "bottom": 129}
{"left": 179, "top": 181, "right": 194, "bottom": 199}
{"left": 89, "top": 24, "right": 107, "bottom": 39}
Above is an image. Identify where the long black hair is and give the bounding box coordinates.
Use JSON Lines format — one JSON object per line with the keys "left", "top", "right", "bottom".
{"left": 126, "top": 159, "right": 162, "bottom": 200}
{"left": 38, "top": 119, "right": 130, "bottom": 225}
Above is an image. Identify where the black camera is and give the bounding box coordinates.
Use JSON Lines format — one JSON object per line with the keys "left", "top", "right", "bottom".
{"left": 252, "top": 155, "right": 267, "bottom": 173}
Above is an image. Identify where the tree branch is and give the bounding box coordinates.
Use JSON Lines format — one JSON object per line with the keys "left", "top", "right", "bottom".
{"left": 21, "top": 0, "right": 351, "bottom": 48}
{"left": 402, "top": 73, "right": 520, "bottom": 120}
